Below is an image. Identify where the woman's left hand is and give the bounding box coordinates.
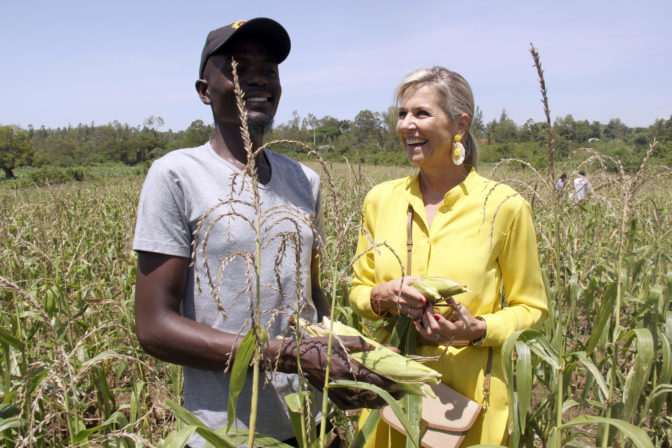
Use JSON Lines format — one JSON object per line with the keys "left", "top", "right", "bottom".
{"left": 414, "top": 297, "right": 486, "bottom": 346}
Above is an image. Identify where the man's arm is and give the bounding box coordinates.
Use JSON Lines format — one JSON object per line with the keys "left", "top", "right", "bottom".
{"left": 134, "top": 250, "right": 400, "bottom": 409}
{"left": 135, "top": 251, "right": 241, "bottom": 370}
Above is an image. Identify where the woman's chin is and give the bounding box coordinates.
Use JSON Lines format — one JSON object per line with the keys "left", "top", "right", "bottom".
{"left": 406, "top": 153, "right": 424, "bottom": 166}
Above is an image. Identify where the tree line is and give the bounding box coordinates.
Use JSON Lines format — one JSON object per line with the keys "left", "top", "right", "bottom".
{"left": 2, "top": 108, "right": 671, "bottom": 179}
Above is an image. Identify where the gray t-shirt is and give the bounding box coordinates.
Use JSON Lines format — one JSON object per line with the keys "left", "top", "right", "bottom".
{"left": 133, "top": 142, "right": 324, "bottom": 445}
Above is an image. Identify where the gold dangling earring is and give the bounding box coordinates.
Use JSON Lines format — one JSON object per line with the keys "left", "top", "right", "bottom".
{"left": 452, "top": 134, "right": 465, "bottom": 165}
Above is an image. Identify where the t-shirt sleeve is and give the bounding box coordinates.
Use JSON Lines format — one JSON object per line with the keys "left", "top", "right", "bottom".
{"left": 133, "top": 160, "right": 192, "bottom": 258}
{"left": 313, "top": 179, "right": 325, "bottom": 250}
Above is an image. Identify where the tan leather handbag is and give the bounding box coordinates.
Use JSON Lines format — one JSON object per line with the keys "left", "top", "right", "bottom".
{"left": 380, "top": 383, "right": 482, "bottom": 448}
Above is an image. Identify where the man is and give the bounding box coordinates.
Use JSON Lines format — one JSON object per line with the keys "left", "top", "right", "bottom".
{"left": 571, "top": 170, "right": 592, "bottom": 201}
{"left": 133, "top": 18, "right": 394, "bottom": 447}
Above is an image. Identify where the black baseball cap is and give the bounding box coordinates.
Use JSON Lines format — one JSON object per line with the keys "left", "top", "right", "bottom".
{"left": 199, "top": 18, "right": 291, "bottom": 78}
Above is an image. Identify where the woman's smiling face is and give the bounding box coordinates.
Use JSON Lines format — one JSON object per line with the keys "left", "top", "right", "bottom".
{"left": 396, "top": 84, "right": 457, "bottom": 170}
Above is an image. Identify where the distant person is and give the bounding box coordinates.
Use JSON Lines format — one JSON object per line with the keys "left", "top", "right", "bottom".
{"left": 349, "top": 66, "right": 548, "bottom": 446}
{"left": 555, "top": 172, "right": 567, "bottom": 192}
{"left": 132, "top": 17, "right": 397, "bottom": 448}
{"left": 571, "top": 170, "right": 592, "bottom": 201}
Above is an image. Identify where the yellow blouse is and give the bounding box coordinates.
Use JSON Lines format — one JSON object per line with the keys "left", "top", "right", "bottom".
{"left": 349, "top": 168, "right": 548, "bottom": 446}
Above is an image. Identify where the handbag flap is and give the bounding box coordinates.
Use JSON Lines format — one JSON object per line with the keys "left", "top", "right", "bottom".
{"left": 421, "top": 383, "right": 482, "bottom": 432}
{"left": 380, "top": 384, "right": 481, "bottom": 435}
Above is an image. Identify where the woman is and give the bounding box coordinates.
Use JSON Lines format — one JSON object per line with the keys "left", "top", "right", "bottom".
{"left": 349, "top": 67, "right": 548, "bottom": 446}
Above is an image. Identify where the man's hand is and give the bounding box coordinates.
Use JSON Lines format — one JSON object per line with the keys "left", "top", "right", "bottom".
{"left": 274, "top": 335, "right": 401, "bottom": 410}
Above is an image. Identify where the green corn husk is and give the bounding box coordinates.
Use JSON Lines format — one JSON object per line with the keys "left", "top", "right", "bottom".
{"left": 298, "top": 317, "right": 441, "bottom": 397}
{"left": 410, "top": 276, "right": 468, "bottom": 303}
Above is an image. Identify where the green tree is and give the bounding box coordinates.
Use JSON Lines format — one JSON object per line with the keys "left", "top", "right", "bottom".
{"left": 604, "top": 118, "right": 629, "bottom": 140}
{"left": 181, "top": 119, "right": 213, "bottom": 148}
{"left": 471, "top": 106, "right": 485, "bottom": 138}
{"left": 353, "top": 110, "right": 383, "bottom": 146}
{"left": 380, "top": 105, "right": 400, "bottom": 151}
{"left": 487, "top": 109, "right": 518, "bottom": 143}
{"left": 0, "top": 125, "right": 34, "bottom": 178}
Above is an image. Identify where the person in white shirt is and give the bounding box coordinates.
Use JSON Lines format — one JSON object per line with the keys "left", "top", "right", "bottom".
{"left": 571, "top": 170, "right": 592, "bottom": 201}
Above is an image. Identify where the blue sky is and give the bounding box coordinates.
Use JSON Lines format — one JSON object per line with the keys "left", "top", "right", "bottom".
{"left": 1, "top": 1, "right": 670, "bottom": 132}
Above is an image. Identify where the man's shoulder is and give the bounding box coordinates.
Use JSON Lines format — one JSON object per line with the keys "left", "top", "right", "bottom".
{"left": 266, "top": 150, "right": 319, "bottom": 182}
{"left": 145, "top": 143, "right": 214, "bottom": 179}
{"left": 153, "top": 143, "right": 210, "bottom": 165}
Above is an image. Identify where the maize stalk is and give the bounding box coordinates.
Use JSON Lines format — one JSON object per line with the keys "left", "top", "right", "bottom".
{"left": 410, "top": 276, "right": 468, "bottom": 303}
{"left": 298, "top": 317, "right": 441, "bottom": 397}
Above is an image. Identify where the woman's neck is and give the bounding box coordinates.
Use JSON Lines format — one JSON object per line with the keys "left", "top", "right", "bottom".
{"left": 418, "top": 165, "right": 469, "bottom": 205}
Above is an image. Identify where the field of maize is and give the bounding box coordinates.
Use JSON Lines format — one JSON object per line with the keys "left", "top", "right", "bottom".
{"left": 1, "top": 143, "right": 670, "bottom": 447}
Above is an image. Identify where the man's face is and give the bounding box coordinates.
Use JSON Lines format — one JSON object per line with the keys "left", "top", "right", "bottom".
{"left": 200, "top": 39, "right": 281, "bottom": 137}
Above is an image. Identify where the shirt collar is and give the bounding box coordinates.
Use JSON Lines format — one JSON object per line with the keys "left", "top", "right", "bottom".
{"left": 405, "top": 166, "right": 479, "bottom": 209}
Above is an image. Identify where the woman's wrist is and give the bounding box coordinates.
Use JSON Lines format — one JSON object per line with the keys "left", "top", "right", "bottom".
{"left": 470, "top": 316, "right": 487, "bottom": 346}
{"left": 370, "top": 289, "right": 389, "bottom": 317}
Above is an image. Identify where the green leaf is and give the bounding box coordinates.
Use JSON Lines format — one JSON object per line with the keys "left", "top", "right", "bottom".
{"left": 621, "top": 328, "right": 654, "bottom": 422}
{"left": 166, "top": 399, "right": 208, "bottom": 427}
{"left": 547, "top": 426, "right": 561, "bottom": 448}
{"left": 193, "top": 426, "right": 239, "bottom": 448}
{"left": 0, "top": 417, "right": 21, "bottom": 433}
{"left": 517, "top": 329, "right": 560, "bottom": 369}
{"left": 329, "top": 380, "right": 418, "bottom": 448}
{"left": 514, "top": 340, "right": 532, "bottom": 435}
{"left": 403, "top": 394, "right": 421, "bottom": 448}
{"left": 213, "top": 427, "right": 293, "bottom": 448}
{"left": 0, "top": 327, "right": 24, "bottom": 350}
{"left": 585, "top": 282, "right": 617, "bottom": 354}
{"left": 653, "top": 334, "right": 671, "bottom": 414}
{"left": 573, "top": 352, "right": 609, "bottom": 401}
{"left": 501, "top": 330, "right": 520, "bottom": 439}
{"left": 0, "top": 403, "right": 19, "bottom": 419}
{"left": 160, "top": 425, "right": 197, "bottom": 448}
{"left": 284, "top": 391, "right": 316, "bottom": 448}
{"left": 73, "top": 426, "right": 101, "bottom": 444}
{"left": 640, "top": 384, "right": 672, "bottom": 426}
{"left": 93, "top": 365, "right": 113, "bottom": 420}
{"left": 79, "top": 349, "right": 125, "bottom": 368}
{"left": 560, "top": 415, "right": 654, "bottom": 448}
{"left": 351, "top": 409, "right": 381, "bottom": 448}
{"left": 227, "top": 327, "right": 256, "bottom": 431}
{"left": 72, "top": 410, "right": 134, "bottom": 444}
{"left": 166, "top": 400, "right": 251, "bottom": 448}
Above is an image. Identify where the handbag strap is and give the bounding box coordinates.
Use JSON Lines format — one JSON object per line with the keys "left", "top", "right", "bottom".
{"left": 406, "top": 204, "right": 494, "bottom": 408}
{"left": 483, "top": 348, "right": 493, "bottom": 407}
{"left": 406, "top": 204, "right": 413, "bottom": 275}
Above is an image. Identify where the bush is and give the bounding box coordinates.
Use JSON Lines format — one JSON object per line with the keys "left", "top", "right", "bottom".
{"left": 27, "top": 167, "right": 85, "bottom": 185}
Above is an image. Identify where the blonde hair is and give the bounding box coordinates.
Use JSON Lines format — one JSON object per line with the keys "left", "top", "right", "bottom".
{"left": 395, "top": 66, "right": 479, "bottom": 167}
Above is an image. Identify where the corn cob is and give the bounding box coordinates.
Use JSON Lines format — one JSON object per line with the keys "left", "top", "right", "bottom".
{"left": 298, "top": 317, "right": 441, "bottom": 397}
{"left": 410, "top": 276, "right": 467, "bottom": 303}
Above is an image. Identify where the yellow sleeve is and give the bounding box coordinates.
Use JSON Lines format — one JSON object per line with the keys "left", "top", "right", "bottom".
{"left": 480, "top": 200, "right": 548, "bottom": 346}
{"left": 349, "top": 191, "right": 383, "bottom": 320}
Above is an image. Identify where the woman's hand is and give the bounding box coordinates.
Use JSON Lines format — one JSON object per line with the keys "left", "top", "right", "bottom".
{"left": 370, "top": 277, "right": 428, "bottom": 320}
{"left": 413, "top": 297, "right": 486, "bottom": 346}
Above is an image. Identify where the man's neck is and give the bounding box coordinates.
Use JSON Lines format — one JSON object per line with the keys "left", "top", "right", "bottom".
{"left": 211, "top": 123, "right": 271, "bottom": 183}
